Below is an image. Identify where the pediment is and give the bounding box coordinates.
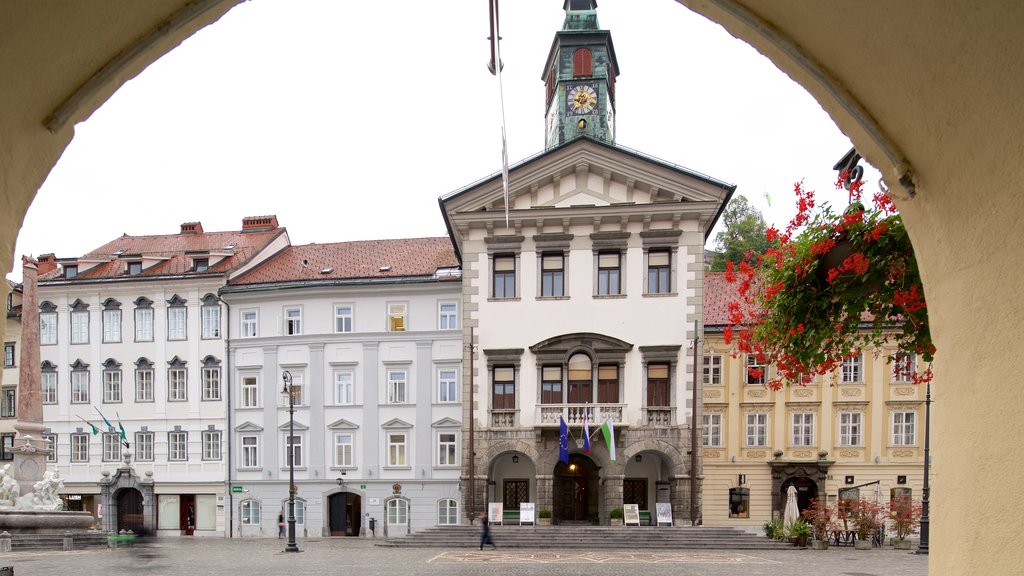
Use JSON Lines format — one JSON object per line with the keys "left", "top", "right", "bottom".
{"left": 327, "top": 418, "right": 359, "bottom": 430}
{"left": 277, "top": 421, "right": 309, "bottom": 431}
{"left": 234, "top": 421, "right": 264, "bottom": 432}
{"left": 431, "top": 417, "right": 462, "bottom": 428}
{"left": 381, "top": 418, "right": 413, "bottom": 429}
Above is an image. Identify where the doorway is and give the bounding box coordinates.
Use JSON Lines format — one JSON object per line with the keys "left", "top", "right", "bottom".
{"left": 553, "top": 453, "right": 599, "bottom": 523}
{"left": 180, "top": 494, "right": 196, "bottom": 535}
{"left": 328, "top": 492, "right": 361, "bottom": 536}
{"left": 117, "top": 488, "right": 144, "bottom": 534}
{"left": 781, "top": 476, "right": 819, "bottom": 515}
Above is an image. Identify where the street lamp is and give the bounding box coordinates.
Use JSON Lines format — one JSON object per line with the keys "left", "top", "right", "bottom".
{"left": 916, "top": 378, "right": 932, "bottom": 555}
{"left": 282, "top": 370, "right": 299, "bottom": 553}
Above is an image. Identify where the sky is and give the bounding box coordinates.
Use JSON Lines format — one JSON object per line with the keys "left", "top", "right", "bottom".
{"left": 8, "top": 0, "right": 880, "bottom": 283}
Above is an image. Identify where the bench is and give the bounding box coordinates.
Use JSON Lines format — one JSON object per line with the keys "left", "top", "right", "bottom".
{"left": 638, "top": 511, "right": 652, "bottom": 526}
{"left": 501, "top": 510, "right": 520, "bottom": 525}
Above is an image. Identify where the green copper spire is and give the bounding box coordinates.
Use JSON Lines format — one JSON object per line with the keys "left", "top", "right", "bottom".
{"left": 542, "top": 0, "right": 619, "bottom": 150}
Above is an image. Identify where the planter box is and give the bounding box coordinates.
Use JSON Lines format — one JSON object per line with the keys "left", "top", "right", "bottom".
{"left": 854, "top": 540, "right": 873, "bottom": 550}
{"left": 608, "top": 518, "right": 623, "bottom": 526}
{"left": 536, "top": 518, "right": 552, "bottom": 526}
{"left": 811, "top": 539, "right": 829, "bottom": 550}
{"left": 893, "top": 539, "right": 913, "bottom": 550}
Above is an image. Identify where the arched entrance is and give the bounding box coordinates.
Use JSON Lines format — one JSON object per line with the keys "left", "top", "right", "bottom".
{"left": 117, "top": 488, "right": 144, "bottom": 534}
{"left": 328, "top": 492, "right": 361, "bottom": 536}
{"left": 553, "top": 453, "right": 599, "bottom": 524}
{"left": 781, "top": 476, "right": 818, "bottom": 516}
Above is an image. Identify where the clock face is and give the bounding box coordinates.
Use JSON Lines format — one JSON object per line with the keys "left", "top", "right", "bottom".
{"left": 567, "top": 84, "right": 598, "bottom": 115}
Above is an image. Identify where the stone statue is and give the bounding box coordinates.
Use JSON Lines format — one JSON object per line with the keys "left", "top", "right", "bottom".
{"left": 12, "top": 469, "right": 63, "bottom": 511}
{"left": 0, "top": 464, "right": 20, "bottom": 508}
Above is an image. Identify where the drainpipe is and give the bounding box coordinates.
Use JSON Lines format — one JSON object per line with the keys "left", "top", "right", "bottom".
{"left": 219, "top": 293, "right": 233, "bottom": 537}
{"left": 468, "top": 326, "right": 475, "bottom": 525}
{"left": 690, "top": 319, "right": 699, "bottom": 526}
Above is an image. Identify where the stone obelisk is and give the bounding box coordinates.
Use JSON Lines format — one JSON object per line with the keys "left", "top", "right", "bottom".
{"left": 12, "top": 257, "right": 49, "bottom": 485}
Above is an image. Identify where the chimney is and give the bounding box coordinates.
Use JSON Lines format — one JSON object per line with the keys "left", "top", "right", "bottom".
{"left": 241, "top": 215, "right": 279, "bottom": 232}
{"left": 180, "top": 222, "right": 204, "bottom": 235}
{"left": 36, "top": 253, "right": 58, "bottom": 275}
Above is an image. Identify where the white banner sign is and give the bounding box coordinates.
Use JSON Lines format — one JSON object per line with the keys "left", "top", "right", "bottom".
{"left": 488, "top": 502, "right": 503, "bottom": 524}
{"left": 656, "top": 502, "right": 673, "bottom": 525}
{"left": 520, "top": 502, "right": 535, "bottom": 524}
{"left": 623, "top": 503, "right": 641, "bottom": 526}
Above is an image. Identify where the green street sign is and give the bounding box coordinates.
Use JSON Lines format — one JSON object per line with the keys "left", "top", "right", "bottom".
{"left": 360, "top": 484, "right": 366, "bottom": 490}
{"left": 231, "top": 486, "right": 243, "bottom": 493}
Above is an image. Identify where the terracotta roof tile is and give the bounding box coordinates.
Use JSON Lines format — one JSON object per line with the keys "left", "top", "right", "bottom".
{"left": 231, "top": 237, "right": 459, "bottom": 285}
{"left": 704, "top": 271, "right": 762, "bottom": 326}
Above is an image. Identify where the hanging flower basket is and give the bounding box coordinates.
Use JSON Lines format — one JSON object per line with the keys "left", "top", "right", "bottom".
{"left": 725, "top": 174, "right": 935, "bottom": 389}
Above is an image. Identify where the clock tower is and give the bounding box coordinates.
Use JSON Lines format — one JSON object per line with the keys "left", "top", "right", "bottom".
{"left": 542, "top": 0, "right": 619, "bottom": 150}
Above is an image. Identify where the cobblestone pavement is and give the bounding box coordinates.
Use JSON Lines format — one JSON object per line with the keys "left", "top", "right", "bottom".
{"left": 0, "top": 538, "right": 928, "bottom": 576}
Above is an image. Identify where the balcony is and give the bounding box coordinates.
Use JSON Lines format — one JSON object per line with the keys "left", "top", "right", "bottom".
{"left": 643, "top": 407, "right": 675, "bottom": 426}
{"left": 489, "top": 409, "right": 518, "bottom": 429}
{"left": 536, "top": 404, "right": 626, "bottom": 427}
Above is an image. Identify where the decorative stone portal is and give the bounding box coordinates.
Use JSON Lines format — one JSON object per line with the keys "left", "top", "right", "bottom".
{"left": 768, "top": 460, "right": 832, "bottom": 519}
{"left": 99, "top": 452, "right": 155, "bottom": 535}
{"left": 553, "top": 454, "right": 600, "bottom": 523}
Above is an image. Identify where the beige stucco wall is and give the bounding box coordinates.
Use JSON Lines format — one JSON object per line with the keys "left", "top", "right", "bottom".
{"left": 1, "top": 1, "right": 1022, "bottom": 571}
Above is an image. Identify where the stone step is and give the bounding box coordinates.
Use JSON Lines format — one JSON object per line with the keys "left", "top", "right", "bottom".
{"left": 8, "top": 532, "right": 110, "bottom": 552}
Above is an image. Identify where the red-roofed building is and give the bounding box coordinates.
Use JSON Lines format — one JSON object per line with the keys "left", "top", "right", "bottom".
{"left": 36, "top": 217, "right": 288, "bottom": 536}
{"left": 220, "top": 237, "right": 463, "bottom": 537}
{"left": 2, "top": 279, "right": 22, "bottom": 454}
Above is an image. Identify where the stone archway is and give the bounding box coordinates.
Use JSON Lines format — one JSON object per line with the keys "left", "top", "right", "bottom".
{"left": 769, "top": 460, "right": 832, "bottom": 520}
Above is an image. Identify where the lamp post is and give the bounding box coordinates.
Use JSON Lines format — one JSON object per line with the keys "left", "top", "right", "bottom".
{"left": 916, "top": 378, "right": 932, "bottom": 555}
{"left": 282, "top": 370, "right": 299, "bottom": 553}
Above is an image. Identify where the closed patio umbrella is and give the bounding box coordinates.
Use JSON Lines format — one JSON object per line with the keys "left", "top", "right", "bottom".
{"left": 783, "top": 485, "right": 800, "bottom": 532}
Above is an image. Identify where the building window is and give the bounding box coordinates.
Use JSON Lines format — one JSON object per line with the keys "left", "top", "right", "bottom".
{"left": 387, "top": 370, "right": 407, "bottom": 404}
{"left": 127, "top": 261, "right": 142, "bottom": 275}
{"left": 745, "top": 413, "right": 768, "bottom": 447}
{"left": 841, "top": 353, "right": 863, "bottom": 383}
{"left": 167, "top": 305, "right": 186, "bottom": 341}
{"left": 492, "top": 366, "right": 516, "bottom": 410}
{"left": 40, "top": 311, "right": 58, "bottom": 345}
{"left": 285, "top": 434, "right": 302, "bottom": 467}
{"left": 438, "top": 432, "right": 457, "bottom": 466}
{"left": 387, "top": 498, "right": 408, "bottom": 525}
{"left": 540, "top": 253, "right": 565, "bottom": 297}
{"left": 703, "top": 355, "right": 722, "bottom": 385}
{"left": 330, "top": 371, "right": 352, "bottom": 405}
{"left": 103, "top": 369, "right": 122, "bottom": 403}
{"left": 285, "top": 372, "right": 304, "bottom": 406}
{"left": 596, "top": 252, "right": 621, "bottom": 295}
{"left": 438, "top": 369, "right": 457, "bottom": 403}
{"left": 284, "top": 306, "right": 302, "bottom": 335}
{"left": 102, "top": 309, "right": 121, "bottom": 343}
{"left": 745, "top": 354, "right": 767, "bottom": 385}
{"left": 168, "top": 367, "right": 187, "bottom": 401}
{"left": 241, "top": 500, "right": 261, "bottom": 525}
{"left": 334, "top": 304, "right": 353, "bottom": 333}
{"left": 135, "top": 366, "right": 154, "bottom": 402}
{"left": 134, "top": 305, "right": 154, "bottom": 342}
{"left": 892, "top": 352, "right": 917, "bottom": 383}
{"left": 64, "top": 265, "right": 78, "bottom": 278}
{"left": 135, "top": 432, "right": 154, "bottom": 462}
{"left": 387, "top": 303, "right": 407, "bottom": 332}
{"left": 567, "top": 353, "right": 593, "bottom": 404}
{"left": 729, "top": 487, "right": 750, "bottom": 518}
{"left": 240, "top": 375, "right": 259, "bottom": 408}
{"left": 201, "top": 302, "right": 221, "bottom": 339}
{"left": 288, "top": 499, "right": 306, "bottom": 525}
{"left": 438, "top": 302, "right": 458, "bottom": 330}
{"left": 492, "top": 255, "right": 516, "bottom": 298}
{"left": 0, "top": 388, "right": 14, "bottom": 418}
{"left": 71, "top": 310, "right": 89, "bottom": 344}
{"left": 202, "top": 430, "right": 221, "bottom": 460}
{"left": 0, "top": 433, "right": 15, "bottom": 460}
{"left": 702, "top": 413, "right": 722, "bottom": 447}
{"left": 193, "top": 258, "right": 209, "bottom": 272}
{"left": 102, "top": 433, "right": 121, "bottom": 461}
{"left": 334, "top": 433, "right": 354, "bottom": 467}
{"left": 839, "top": 412, "right": 863, "bottom": 446}
{"left": 646, "top": 363, "right": 670, "bottom": 407}
{"left": 70, "top": 433, "right": 89, "bottom": 462}
{"left": 597, "top": 364, "right": 619, "bottom": 403}
{"left": 572, "top": 47, "right": 593, "bottom": 76}
{"left": 792, "top": 413, "right": 814, "bottom": 446}
{"left": 540, "top": 366, "right": 562, "bottom": 404}
{"left": 893, "top": 411, "right": 916, "bottom": 446}
{"left": 387, "top": 434, "right": 407, "bottom": 467}
{"left": 168, "top": 431, "right": 188, "bottom": 461}
{"left": 41, "top": 370, "right": 57, "bottom": 404}
{"left": 438, "top": 498, "right": 459, "bottom": 526}
{"left": 203, "top": 367, "right": 221, "bottom": 401}
{"left": 241, "top": 310, "right": 258, "bottom": 338}
{"left": 71, "top": 368, "right": 89, "bottom": 404}
{"left": 646, "top": 249, "right": 671, "bottom": 294}
{"left": 240, "top": 435, "right": 259, "bottom": 468}
{"left": 3, "top": 343, "right": 14, "bottom": 367}
{"left": 44, "top": 434, "right": 57, "bottom": 463}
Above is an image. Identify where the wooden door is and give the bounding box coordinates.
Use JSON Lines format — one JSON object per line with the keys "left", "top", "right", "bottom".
{"left": 117, "top": 488, "right": 144, "bottom": 534}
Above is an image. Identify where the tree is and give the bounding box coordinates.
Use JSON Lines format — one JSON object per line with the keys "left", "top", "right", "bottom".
{"left": 709, "top": 195, "right": 770, "bottom": 271}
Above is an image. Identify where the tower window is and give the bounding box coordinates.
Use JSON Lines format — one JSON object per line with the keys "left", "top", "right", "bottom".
{"left": 573, "top": 48, "right": 593, "bottom": 77}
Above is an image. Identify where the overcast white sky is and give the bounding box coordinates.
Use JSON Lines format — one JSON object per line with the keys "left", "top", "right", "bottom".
{"left": 8, "top": 0, "right": 879, "bottom": 283}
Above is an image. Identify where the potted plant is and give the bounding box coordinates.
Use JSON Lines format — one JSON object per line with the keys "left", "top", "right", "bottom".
{"left": 763, "top": 517, "right": 784, "bottom": 540}
{"left": 888, "top": 497, "right": 923, "bottom": 549}
{"left": 801, "top": 498, "right": 834, "bottom": 549}
{"left": 789, "top": 518, "right": 812, "bottom": 548}
{"left": 608, "top": 507, "right": 624, "bottom": 526}
{"left": 724, "top": 174, "right": 935, "bottom": 390}
{"left": 537, "top": 508, "right": 552, "bottom": 526}
{"left": 849, "top": 498, "right": 884, "bottom": 550}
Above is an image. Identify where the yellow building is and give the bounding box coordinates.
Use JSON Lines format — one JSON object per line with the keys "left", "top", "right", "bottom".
{"left": 700, "top": 272, "right": 928, "bottom": 533}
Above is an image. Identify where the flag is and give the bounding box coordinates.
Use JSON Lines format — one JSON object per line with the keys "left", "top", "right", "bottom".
{"left": 76, "top": 415, "right": 99, "bottom": 435}
{"left": 94, "top": 406, "right": 114, "bottom": 432}
{"left": 600, "top": 418, "right": 616, "bottom": 463}
{"left": 558, "top": 417, "right": 569, "bottom": 464}
{"left": 583, "top": 411, "right": 591, "bottom": 454}
{"left": 116, "top": 412, "right": 127, "bottom": 441}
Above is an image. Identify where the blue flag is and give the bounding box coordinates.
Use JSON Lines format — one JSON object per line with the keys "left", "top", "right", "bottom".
{"left": 559, "top": 417, "right": 570, "bottom": 464}
{"left": 583, "top": 410, "right": 591, "bottom": 454}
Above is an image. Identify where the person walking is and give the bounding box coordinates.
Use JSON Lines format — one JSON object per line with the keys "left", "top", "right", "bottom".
{"left": 479, "top": 512, "right": 496, "bottom": 550}
{"left": 278, "top": 509, "right": 286, "bottom": 539}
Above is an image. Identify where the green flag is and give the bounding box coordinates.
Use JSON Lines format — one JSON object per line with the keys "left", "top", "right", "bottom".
{"left": 94, "top": 406, "right": 114, "bottom": 431}
{"left": 76, "top": 415, "right": 100, "bottom": 435}
{"left": 116, "top": 412, "right": 127, "bottom": 441}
